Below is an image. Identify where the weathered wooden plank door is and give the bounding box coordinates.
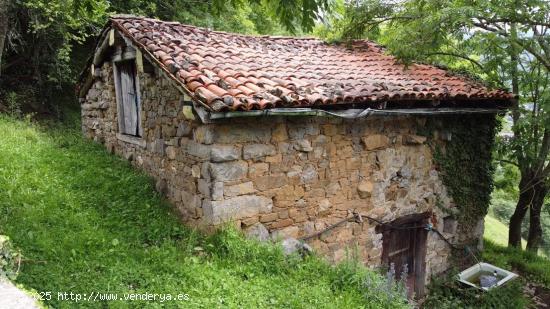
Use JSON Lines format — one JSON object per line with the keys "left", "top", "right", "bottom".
{"left": 384, "top": 227, "right": 415, "bottom": 278}
{"left": 118, "top": 61, "right": 139, "bottom": 136}
{"left": 379, "top": 214, "right": 429, "bottom": 298}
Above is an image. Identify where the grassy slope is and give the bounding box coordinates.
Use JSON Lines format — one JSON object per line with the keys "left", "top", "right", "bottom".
{"left": 484, "top": 214, "right": 528, "bottom": 248}
{"left": 0, "top": 116, "right": 408, "bottom": 308}
{"left": 483, "top": 240, "right": 550, "bottom": 287}
{"left": 484, "top": 215, "right": 509, "bottom": 246}
{"left": 484, "top": 214, "right": 550, "bottom": 286}
{"left": 423, "top": 217, "right": 550, "bottom": 308}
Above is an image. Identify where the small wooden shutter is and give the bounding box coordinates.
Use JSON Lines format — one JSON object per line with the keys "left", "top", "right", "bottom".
{"left": 118, "top": 61, "right": 140, "bottom": 136}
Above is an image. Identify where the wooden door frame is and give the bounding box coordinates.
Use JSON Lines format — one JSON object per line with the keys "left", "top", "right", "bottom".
{"left": 113, "top": 48, "right": 142, "bottom": 137}
{"left": 376, "top": 212, "right": 430, "bottom": 297}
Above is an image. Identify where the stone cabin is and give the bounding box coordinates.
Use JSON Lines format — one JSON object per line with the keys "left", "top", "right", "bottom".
{"left": 77, "top": 15, "right": 514, "bottom": 296}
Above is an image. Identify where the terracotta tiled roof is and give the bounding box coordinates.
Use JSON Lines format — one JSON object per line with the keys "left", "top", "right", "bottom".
{"left": 109, "top": 16, "right": 514, "bottom": 112}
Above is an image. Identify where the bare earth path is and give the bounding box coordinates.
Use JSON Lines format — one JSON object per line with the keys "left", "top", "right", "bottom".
{"left": 0, "top": 278, "right": 40, "bottom": 309}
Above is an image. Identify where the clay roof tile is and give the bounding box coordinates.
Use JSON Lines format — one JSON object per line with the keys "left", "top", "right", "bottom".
{"left": 108, "top": 16, "right": 515, "bottom": 111}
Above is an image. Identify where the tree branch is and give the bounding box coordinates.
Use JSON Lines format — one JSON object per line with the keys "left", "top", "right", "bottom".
{"left": 472, "top": 20, "right": 550, "bottom": 73}
{"left": 497, "top": 159, "right": 520, "bottom": 167}
{"left": 425, "top": 52, "right": 485, "bottom": 70}
{"left": 478, "top": 17, "right": 550, "bottom": 28}
{"left": 536, "top": 129, "right": 550, "bottom": 173}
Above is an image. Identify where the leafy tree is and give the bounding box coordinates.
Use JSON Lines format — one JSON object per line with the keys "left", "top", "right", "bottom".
{"left": 0, "top": 0, "right": 329, "bottom": 113}
{"left": 318, "top": 0, "right": 550, "bottom": 252}
{"left": 0, "top": 0, "right": 11, "bottom": 77}
{"left": 1, "top": 0, "right": 109, "bottom": 113}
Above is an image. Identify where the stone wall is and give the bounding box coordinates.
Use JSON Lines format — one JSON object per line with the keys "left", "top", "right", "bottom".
{"left": 81, "top": 60, "right": 485, "bottom": 284}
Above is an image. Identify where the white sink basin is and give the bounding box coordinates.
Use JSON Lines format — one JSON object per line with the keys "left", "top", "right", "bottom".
{"left": 457, "top": 262, "right": 518, "bottom": 291}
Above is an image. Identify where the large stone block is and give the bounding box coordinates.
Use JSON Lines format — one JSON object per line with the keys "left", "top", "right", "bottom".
{"left": 186, "top": 141, "right": 211, "bottom": 160}
{"left": 211, "top": 145, "right": 240, "bottom": 162}
{"left": 212, "top": 182, "right": 224, "bottom": 201}
{"left": 214, "top": 125, "right": 271, "bottom": 143}
{"left": 357, "top": 181, "right": 374, "bottom": 199}
{"left": 244, "top": 223, "right": 270, "bottom": 242}
{"left": 243, "top": 144, "right": 276, "bottom": 160}
{"left": 203, "top": 195, "right": 273, "bottom": 224}
{"left": 208, "top": 161, "right": 248, "bottom": 181}
{"left": 176, "top": 122, "right": 192, "bottom": 137}
{"left": 271, "top": 123, "right": 288, "bottom": 142}
{"left": 362, "top": 134, "right": 390, "bottom": 150}
{"left": 321, "top": 124, "right": 338, "bottom": 136}
{"left": 270, "top": 218, "right": 294, "bottom": 229}
{"left": 249, "top": 162, "right": 269, "bottom": 177}
{"left": 271, "top": 226, "right": 300, "bottom": 240}
{"left": 301, "top": 164, "right": 318, "bottom": 183}
{"left": 288, "top": 123, "right": 319, "bottom": 140}
{"left": 293, "top": 139, "right": 313, "bottom": 152}
{"left": 166, "top": 146, "right": 177, "bottom": 160}
{"left": 318, "top": 199, "right": 331, "bottom": 214}
{"left": 224, "top": 181, "right": 256, "bottom": 197}
{"left": 197, "top": 179, "right": 210, "bottom": 197}
{"left": 254, "top": 175, "right": 287, "bottom": 191}
{"left": 193, "top": 126, "right": 215, "bottom": 144}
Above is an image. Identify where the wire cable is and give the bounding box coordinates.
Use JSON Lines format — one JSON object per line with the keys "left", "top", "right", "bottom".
{"left": 298, "top": 211, "right": 483, "bottom": 264}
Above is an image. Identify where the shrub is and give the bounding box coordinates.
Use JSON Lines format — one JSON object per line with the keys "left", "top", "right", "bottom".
{"left": 5, "top": 92, "right": 22, "bottom": 118}
{"left": 0, "top": 235, "right": 21, "bottom": 280}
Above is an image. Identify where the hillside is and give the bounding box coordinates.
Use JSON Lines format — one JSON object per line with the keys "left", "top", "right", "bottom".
{"left": 0, "top": 115, "right": 408, "bottom": 308}
{"left": 485, "top": 214, "right": 528, "bottom": 249}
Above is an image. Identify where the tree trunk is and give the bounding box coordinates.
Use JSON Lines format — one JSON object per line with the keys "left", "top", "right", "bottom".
{"left": 527, "top": 182, "right": 547, "bottom": 252}
{"left": 507, "top": 23, "right": 528, "bottom": 249}
{"left": 0, "top": 0, "right": 10, "bottom": 76}
{"left": 509, "top": 174, "right": 534, "bottom": 248}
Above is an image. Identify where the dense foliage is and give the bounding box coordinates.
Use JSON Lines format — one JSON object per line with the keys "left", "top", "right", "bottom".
{"left": 0, "top": 235, "right": 21, "bottom": 280}
{"left": 490, "top": 163, "right": 550, "bottom": 256}
{"left": 0, "top": 0, "right": 329, "bottom": 115}
{"left": 423, "top": 274, "right": 528, "bottom": 309}
{"left": 429, "top": 115, "right": 499, "bottom": 229}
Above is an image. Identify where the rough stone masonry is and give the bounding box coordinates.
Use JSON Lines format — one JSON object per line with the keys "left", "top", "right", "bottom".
{"left": 81, "top": 62, "right": 484, "bottom": 285}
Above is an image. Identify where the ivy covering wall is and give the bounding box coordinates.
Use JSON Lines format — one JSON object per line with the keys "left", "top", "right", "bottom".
{"left": 429, "top": 114, "right": 500, "bottom": 229}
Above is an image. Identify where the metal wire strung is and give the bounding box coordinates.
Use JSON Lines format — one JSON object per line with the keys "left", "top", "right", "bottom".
{"left": 299, "top": 211, "right": 427, "bottom": 241}
{"left": 299, "top": 211, "right": 481, "bottom": 260}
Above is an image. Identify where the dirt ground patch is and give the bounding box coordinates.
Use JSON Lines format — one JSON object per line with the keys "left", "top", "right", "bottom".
{"left": 0, "top": 279, "right": 40, "bottom": 309}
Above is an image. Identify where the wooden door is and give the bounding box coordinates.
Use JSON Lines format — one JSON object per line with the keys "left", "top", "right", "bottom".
{"left": 384, "top": 226, "right": 415, "bottom": 278}
{"left": 117, "top": 61, "right": 140, "bottom": 136}
{"left": 379, "top": 214, "right": 429, "bottom": 298}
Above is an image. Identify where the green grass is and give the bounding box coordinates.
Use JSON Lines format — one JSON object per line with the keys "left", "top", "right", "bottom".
{"left": 423, "top": 274, "right": 528, "bottom": 309}
{"left": 0, "top": 115, "right": 409, "bottom": 308}
{"left": 423, "top": 238, "right": 550, "bottom": 309}
{"left": 484, "top": 214, "right": 527, "bottom": 248}
{"left": 424, "top": 200, "right": 550, "bottom": 308}
{"left": 484, "top": 215, "right": 510, "bottom": 246}
{"left": 483, "top": 239, "right": 550, "bottom": 287}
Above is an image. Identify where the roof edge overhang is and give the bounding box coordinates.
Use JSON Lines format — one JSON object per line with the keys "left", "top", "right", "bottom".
{"left": 205, "top": 107, "right": 507, "bottom": 121}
